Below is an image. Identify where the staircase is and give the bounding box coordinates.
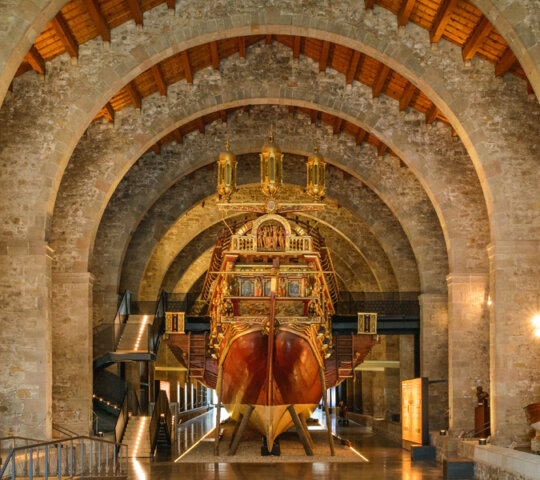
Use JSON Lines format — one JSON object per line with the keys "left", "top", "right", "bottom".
{"left": 116, "top": 314, "right": 151, "bottom": 352}
{"left": 335, "top": 333, "right": 354, "bottom": 379}
{"left": 189, "top": 333, "right": 207, "bottom": 381}
{"left": 122, "top": 416, "right": 152, "bottom": 458}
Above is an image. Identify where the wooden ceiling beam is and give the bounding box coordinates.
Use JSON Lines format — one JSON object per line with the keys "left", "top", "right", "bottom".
{"left": 126, "top": 81, "right": 141, "bottom": 109}
{"left": 238, "top": 37, "right": 246, "bottom": 58}
{"left": 196, "top": 118, "right": 205, "bottom": 134}
{"left": 377, "top": 143, "right": 387, "bottom": 157}
{"left": 364, "top": 0, "right": 376, "bottom": 9}
{"left": 150, "top": 143, "right": 161, "bottom": 155}
{"left": 180, "top": 51, "right": 193, "bottom": 83}
{"left": 26, "top": 46, "right": 46, "bottom": 75}
{"left": 425, "top": 104, "right": 438, "bottom": 124}
{"left": 220, "top": 110, "right": 228, "bottom": 123}
{"left": 346, "top": 51, "right": 362, "bottom": 85}
{"left": 372, "top": 64, "right": 391, "bottom": 98}
{"left": 292, "top": 36, "right": 301, "bottom": 58}
{"left": 333, "top": 117, "right": 343, "bottom": 135}
{"left": 84, "top": 0, "right": 110, "bottom": 42}
{"left": 172, "top": 129, "right": 183, "bottom": 145}
{"left": 495, "top": 48, "right": 517, "bottom": 77}
{"left": 266, "top": 35, "right": 273, "bottom": 45}
{"left": 151, "top": 64, "right": 168, "bottom": 96}
{"left": 165, "top": 0, "right": 176, "bottom": 9}
{"left": 356, "top": 129, "right": 367, "bottom": 146}
{"left": 398, "top": 0, "right": 416, "bottom": 27}
{"left": 209, "top": 42, "right": 220, "bottom": 70}
{"left": 288, "top": 105, "right": 296, "bottom": 115}
{"left": 430, "top": 0, "right": 459, "bottom": 44}
{"left": 126, "top": 0, "right": 144, "bottom": 26}
{"left": 104, "top": 102, "right": 115, "bottom": 123}
{"left": 319, "top": 41, "right": 331, "bottom": 72}
{"left": 51, "top": 12, "right": 78, "bottom": 58}
{"left": 399, "top": 81, "right": 416, "bottom": 111}
{"left": 462, "top": 16, "right": 492, "bottom": 61}
{"left": 310, "top": 110, "right": 319, "bottom": 124}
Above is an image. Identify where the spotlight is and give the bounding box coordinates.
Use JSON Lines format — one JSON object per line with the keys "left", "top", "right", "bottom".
{"left": 533, "top": 314, "right": 540, "bottom": 338}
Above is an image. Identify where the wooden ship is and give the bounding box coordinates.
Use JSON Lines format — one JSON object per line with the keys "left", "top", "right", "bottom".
{"left": 164, "top": 131, "right": 378, "bottom": 455}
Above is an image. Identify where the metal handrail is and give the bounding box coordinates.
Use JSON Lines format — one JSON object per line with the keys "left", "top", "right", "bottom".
{"left": 52, "top": 424, "right": 78, "bottom": 438}
{"left": 0, "top": 435, "right": 127, "bottom": 480}
{"left": 148, "top": 291, "right": 168, "bottom": 355}
{"left": 149, "top": 390, "right": 172, "bottom": 457}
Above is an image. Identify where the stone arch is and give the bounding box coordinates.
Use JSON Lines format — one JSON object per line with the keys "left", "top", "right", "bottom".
{"left": 3, "top": 2, "right": 534, "bottom": 246}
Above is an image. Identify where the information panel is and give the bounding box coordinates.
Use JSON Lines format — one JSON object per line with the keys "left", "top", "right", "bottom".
{"left": 401, "top": 377, "right": 429, "bottom": 446}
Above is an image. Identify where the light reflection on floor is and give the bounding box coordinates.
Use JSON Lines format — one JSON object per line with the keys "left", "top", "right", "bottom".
{"left": 129, "top": 408, "right": 443, "bottom": 479}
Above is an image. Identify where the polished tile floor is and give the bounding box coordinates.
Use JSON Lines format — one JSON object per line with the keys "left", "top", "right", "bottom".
{"left": 130, "top": 408, "right": 444, "bottom": 479}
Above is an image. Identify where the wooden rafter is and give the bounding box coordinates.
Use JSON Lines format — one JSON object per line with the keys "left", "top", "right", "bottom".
{"left": 288, "top": 105, "right": 296, "bottom": 115}
{"left": 430, "top": 0, "right": 459, "bottom": 44}
{"left": 310, "top": 110, "right": 319, "bottom": 124}
{"left": 398, "top": 0, "right": 416, "bottom": 28}
{"left": 180, "top": 51, "right": 193, "bottom": 83}
{"left": 220, "top": 110, "right": 228, "bottom": 123}
{"left": 399, "top": 81, "right": 416, "bottom": 111}
{"left": 495, "top": 48, "right": 517, "bottom": 77}
{"left": 238, "top": 37, "right": 246, "bottom": 58}
{"left": 372, "top": 64, "right": 391, "bottom": 98}
{"left": 346, "top": 51, "right": 362, "bottom": 85}
{"left": 172, "top": 129, "right": 183, "bottom": 144}
{"left": 333, "top": 117, "right": 343, "bottom": 135}
{"left": 292, "top": 36, "right": 301, "bottom": 58}
{"left": 51, "top": 12, "right": 78, "bottom": 58}
{"left": 209, "top": 42, "right": 220, "bottom": 70}
{"left": 166, "top": 0, "right": 176, "bottom": 9}
{"left": 425, "top": 104, "right": 438, "bottom": 124}
{"left": 126, "top": 0, "right": 144, "bottom": 26}
{"left": 151, "top": 64, "right": 167, "bottom": 96}
{"left": 462, "top": 16, "right": 492, "bottom": 61}
{"left": 364, "top": 0, "right": 376, "bottom": 9}
{"left": 196, "top": 118, "right": 205, "bottom": 134}
{"left": 84, "top": 0, "right": 110, "bottom": 42}
{"left": 150, "top": 143, "right": 160, "bottom": 155}
{"left": 104, "top": 102, "right": 115, "bottom": 122}
{"left": 377, "top": 143, "right": 387, "bottom": 157}
{"left": 266, "top": 35, "right": 273, "bottom": 45}
{"left": 319, "top": 41, "right": 331, "bottom": 72}
{"left": 356, "top": 129, "right": 367, "bottom": 146}
{"left": 26, "top": 46, "right": 46, "bottom": 75}
{"left": 126, "top": 81, "right": 141, "bottom": 109}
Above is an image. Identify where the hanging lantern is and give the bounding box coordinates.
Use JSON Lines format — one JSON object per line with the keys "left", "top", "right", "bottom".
{"left": 260, "top": 125, "right": 283, "bottom": 198}
{"left": 306, "top": 145, "right": 326, "bottom": 199}
{"left": 217, "top": 137, "right": 237, "bottom": 201}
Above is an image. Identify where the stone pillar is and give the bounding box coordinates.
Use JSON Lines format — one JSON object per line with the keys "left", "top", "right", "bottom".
{"left": 488, "top": 241, "right": 540, "bottom": 446}
{"left": 399, "top": 335, "right": 415, "bottom": 382}
{"left": 51, "top": 272, "right": 94, "bottom": 435}
{"left": 385, "top": 336, "right": 401, "bottom": 421}
{"left": 0, "top": 241, "right": 53, "bottom": 438}
{"left": 419, "top": 293, "right": 449, "bottom": 431}
{"left": 446, "top": 273, "right": 490, "bottom": 435}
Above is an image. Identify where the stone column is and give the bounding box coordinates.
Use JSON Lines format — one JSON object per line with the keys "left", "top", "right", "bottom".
{"left": 0, "top": 241, "right": 53, "bottom": 438}
{"left": 446, "top": 273, "right": 490, "bottom": 435}
{"left": 51, "top": 272, "right": 94, "bottom": 435}
{"left": 488, "top": 241, "right": 540, "bottom": 446}
{"left": 419, "top": 293, "right": 449, "bottom": 431}
{"left": 399, "top": 335, "right": 415, "bottom": 382}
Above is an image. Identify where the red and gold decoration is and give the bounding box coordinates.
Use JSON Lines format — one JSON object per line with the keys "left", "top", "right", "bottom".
{"left": 165, "top": 129, "right": 378, "bottom": 456}
{"left": 306, "top": 145, "right": 326, "bottom": 199}
{"left": 216, "top": 137, "right": 237, "bottom": 201}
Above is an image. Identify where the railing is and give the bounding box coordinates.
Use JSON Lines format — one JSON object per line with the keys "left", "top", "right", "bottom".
{"left": 0, "top": 436, "right": 127, "bottom": 479}
{"left": 93, "top": 291, "right": 131, "bottom": 359}
{"left": 149, "top": 390, "right": 171, "bottom": 457}
{"left": 114, "top": 394, "right": 129, "bottom": 446}
{"left": 52, "top": 424, "right": 78, "bottom": 438}
{"left": 334, "top": 291, "right": 421, "bottom": 316}
{"left": 148, "top": 291, "right": 168, "bottom": 355}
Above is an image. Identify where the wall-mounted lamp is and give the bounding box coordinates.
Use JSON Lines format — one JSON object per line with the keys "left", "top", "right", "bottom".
{"left": 532, "top": 314, "right": 540, "bottom": 338}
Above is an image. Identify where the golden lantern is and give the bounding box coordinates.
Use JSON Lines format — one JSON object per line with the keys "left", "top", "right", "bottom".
{"left": 306, "top": 145, "right": 326, "bottom": 199}
{"left": 217, "top": 137, "right": 237, "bottom": 201}
{"left": 260, "top": 125, "right": 283, "bottom": 197}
